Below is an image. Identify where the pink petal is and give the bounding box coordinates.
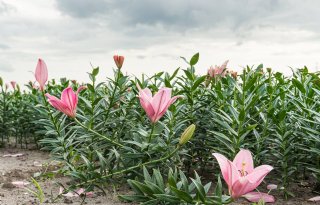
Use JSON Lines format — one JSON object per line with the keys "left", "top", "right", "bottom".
{"left": 12, "top": 181, "right": 30, "bottom": 188}
{"left": 137, "top": 85, "right": 155, "bottom": 121}
{"left": 308, "top": 196, "right": 320, "bottom": 202}
{"left": 157, "top": 88, "right": 172, "bottom": 112}
{"left": 10, "top": 81, "right": 16, "bottom": 89}
{"left": 139, "top": 97, "right": 155, "bottom": 121}
{"left": 246, "top": 165, "right": 273, "bottom": 186}
{"left": 212, "top": 153, "right": 240, "bottom": 190}
{"left": 61, "top": 87, "right": 78, "bottom": 112}
{"left": 76, "top": 85, "right": 87, "bottom": 94}
{"left": 3, "top": 153, "right": 24, "bottom": 157}
{"left": 267, "top": 184, "right": 278, "bottom": 190}
{"left": 59, "top": 186, "right": 64, "bottom": 195}
{"left": 233, "top": 149, "right": 254, "bottom": 174}
{"left": 243, "top": 192, "right": 275, "bottom": 203}
{"left": 208, "top": 67, "right": 214, "bottom": 77}
{"left": 220, "top": 60, "right": 229, "bottom": 71}
{"left": 62, "top": 192, "right": 77, "bottom": 197}
{"left": 76, "top": 188, "right": 85, "bottom": 195}
{"left": 150, "top": 88, "right": 171, "bottom": 122}
{"left": 137, "top": 84, "right": 153, "bottom": 102}
{"left": 35, "top": 59, "right": 48, "bottom": 91}
{"left": 33, "top": 161, "right": 42, "bottom": 167}
{"left": 231, "top": 177, "right": 255, "bottom": 198}
{"left": 113, "top": 55, "right": 124, "bottom": 69}
{"left": 85, "top": 191, "right": 94, "bottom": 197}
{"left": 231, "top": 165, "right": 273, "bottom": 199}
{"left": 46, "top": 93, "right": 74, "bottom": 117}
{"left": 60, "top": 187, "right": 93, "bottom": 198}
{"left": 154, "top": 95, "right": 181, "bottom": 122}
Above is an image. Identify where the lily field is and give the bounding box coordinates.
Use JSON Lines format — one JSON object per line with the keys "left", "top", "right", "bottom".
{"left": 0, "top": 53, "right": 320, "bottom": 204}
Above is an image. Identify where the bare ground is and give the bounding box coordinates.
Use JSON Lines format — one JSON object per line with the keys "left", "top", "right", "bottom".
{"left": 0, "top": 148, "right": 131, "bottom": 205}
{"left": 0, "top": 148, "right": 319, "bottom": 205}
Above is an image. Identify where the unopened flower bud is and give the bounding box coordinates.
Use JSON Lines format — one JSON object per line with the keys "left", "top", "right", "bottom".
{"left": 179, "top": 124, "right": 196, "bottom": 145}
{"left": 267, "top": 68, "right": 272, "bottom": 73}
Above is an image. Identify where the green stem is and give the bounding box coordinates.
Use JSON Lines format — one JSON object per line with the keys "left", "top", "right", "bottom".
{"left": 54, "top": 142, "right": 181, "bottom": 202}
{"left": 75, "top": 145, "right": 180, "bottom": 187}
{"left": 41, "top": 91, "right": 61, "bottom": 137}
{"left": 105, "top": 69, "right": 121, "bottom": 119}
{"left": 74, "top": 118, "right": 123, "bottom": 148}
{"left": 148, "top": 123, "right": 155, "bottom": 143}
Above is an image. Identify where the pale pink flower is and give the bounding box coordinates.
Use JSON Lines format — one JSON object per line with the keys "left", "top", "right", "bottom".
{"left": 207, "top": 60, "right": 229, "bottom": 78}
{"left": 213, "top": 149, "right": 273, "bottom": 201}
{"left": 45, "top": 86, "right": 86, "bottom": 118}
{"left": 35, "top": 59, "right": 48, "bottom": 91}
{"left": 137, "top": 84, "right": 181, "bottom": 123}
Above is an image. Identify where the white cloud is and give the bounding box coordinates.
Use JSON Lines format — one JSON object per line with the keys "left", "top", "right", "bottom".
{"left": 0, "top": 0, "right": 319, "bottom": 87}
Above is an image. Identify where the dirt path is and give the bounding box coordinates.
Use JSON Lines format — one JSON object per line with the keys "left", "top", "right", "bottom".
{"left": 0, "top": 148, "right": 318, "bottom": 205}
{"left": 0, "top": 148, "right": 130, "bottom": 205}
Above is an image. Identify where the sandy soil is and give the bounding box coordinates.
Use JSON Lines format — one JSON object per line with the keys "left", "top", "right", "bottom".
{"left": 0, "top": 148, "right": 318, "bottom": 205}
{"left": 0, "top": 148, "right": 131, "bottom": 205}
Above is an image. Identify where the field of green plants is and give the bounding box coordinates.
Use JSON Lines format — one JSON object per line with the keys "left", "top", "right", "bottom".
{"left": 0, "top": 53, "right": 320, "bottom": 204}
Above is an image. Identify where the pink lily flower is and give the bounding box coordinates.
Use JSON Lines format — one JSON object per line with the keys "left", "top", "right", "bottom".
{"left": 45, "top": 86, "right": 86, "bottom": 118}
{"left": 208, "top": 60, "right": 229, "bottom": 78}
{"left": 10, "top": 81, "right": 16, "bottom": 89}
{"left": 137, "top": 84, "right": 181, "bottom": 123}
{"left": 213, "top": 149, "right": 274, "bottom": 201}
{"left": 113, "top": 55, "right": 125, "bottom": 69}
{"left": 35, "top": 58, "right": 48, "bottom": 91}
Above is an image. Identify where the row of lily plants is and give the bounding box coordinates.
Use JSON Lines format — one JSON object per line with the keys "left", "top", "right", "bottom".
{"left": 1, "top": 53, "right": 320, "bottom": 204}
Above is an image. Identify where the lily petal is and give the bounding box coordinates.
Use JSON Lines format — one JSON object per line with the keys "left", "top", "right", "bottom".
{"left": 213, "top": 153, "right": 240, "bottom": 189}
{"left": 231, "top": 177, "right": 255, "bottom": 198}
{"left": 233, "top": 149, "right": 254, "bottom": 174}
{"left": 308, "top": 196, "right": 320, "bottom": 202}
{"left": 246, "top": 165, "right": 273, "bottom": 186}
{"left": 35, "top": 58, "right": 48, "bottom": 91}
{"left": 61, "top": 87, "right": 77, "bottom": 112}
{"left": 243, "top": 192, "right": 275, "bottom": 203}
{"left": 267, "top": 184, "right": 278, "bottom": 190}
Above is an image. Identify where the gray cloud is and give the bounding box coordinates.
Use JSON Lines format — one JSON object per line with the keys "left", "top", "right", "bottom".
{"left": 0, "top": 0, "right": 319, "bottom": 85}
{"left": 0, "top": 1, "right": 15, "bottom": 14}
{"left": 0, "top": 43, "right": 9, "bottom": 49}
{"left": 54, "top": 0, "right": 320, "bottom": 35}
{"left": 0, "top": 62, "right": 13, "bottom": 72}
{"left": 55, "top": 0, "right": 109, "bottom": 18}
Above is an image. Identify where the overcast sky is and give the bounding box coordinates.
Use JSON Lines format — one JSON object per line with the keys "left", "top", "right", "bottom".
{"left": 0, "top": 0, "right": 320, "bottom": 86}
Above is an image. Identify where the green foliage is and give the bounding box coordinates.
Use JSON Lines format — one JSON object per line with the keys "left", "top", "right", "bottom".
{"left": 119, "top": 166, "right": 230, "bottom": 205}
{"left": 1, "top": 53, "right": 320, "bottom": 203}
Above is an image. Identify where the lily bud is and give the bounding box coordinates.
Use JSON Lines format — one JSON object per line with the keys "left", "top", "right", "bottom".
{"left": 0, "top": 77, "right": 3, "bottom": 86}
{"left": 113, "top": 55, "right": 124, "bottom": 69}
{"left": 10, "top": 81, "right": 16, "bottom": 89}
{"left": 35, "top": 59, "right": 48, "bottom": 91}
{"left": 230, "top": 71, "right": 237, "bottom": 80}
{"left": 179, "top": 124, "right": 196, "bottom": 145}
